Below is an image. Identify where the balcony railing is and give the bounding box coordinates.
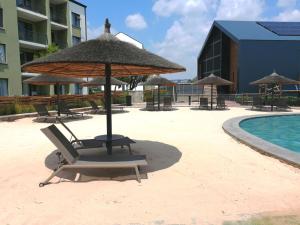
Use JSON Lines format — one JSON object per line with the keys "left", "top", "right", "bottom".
{"left": 19, "top": 29, "right": 48, "bottom": 45}
{"left": 16, "top": 0, "right": 45, "bottom": 15}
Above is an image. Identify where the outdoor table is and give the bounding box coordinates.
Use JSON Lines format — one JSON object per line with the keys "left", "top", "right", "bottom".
{"left": 95, "top": 134, "right": 125, "bottom": 142}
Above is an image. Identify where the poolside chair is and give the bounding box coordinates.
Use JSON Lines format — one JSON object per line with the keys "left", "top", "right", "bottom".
{"left": 59, "top": 101, "right": 84, "bottom": 118}
{"left": 216, "top": 96, "right": 227, "bottom": 110}
{"left": 252, "top": 96, "right": 264, "bottom": 110}
{"left": 57, "top": 118, "right": 135, "bottom": 154}
{"left": 163, "top": 97, "right": 172, "bottom": 111}
{"left": 33, "top": 104, "right": 57, "bottom": 122}
{"left": 275, "top": 98, "right": 290, "bottom": 111}
{"left": 199, "top": 98, "right": 209, "bottom": 110}
{"left": 146, "top": 101, "right": 155, "bottom": 111}
{"left": 88, "top": 100, "right": 102, "bottom": 113}
{"left": 40, "top": 125, "right": 147, "bottom": 186}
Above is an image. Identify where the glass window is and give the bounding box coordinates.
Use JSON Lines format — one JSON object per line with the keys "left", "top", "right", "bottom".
{"left": 17, "top": 0, "right": 32, "bottom": 10}
{"left": 75, "top": 84, "right": 82, "bottom": 94}
{"left": 0, "top": 44, "right": 6, "bottom": 63}
{"left": 0, "top": 8, "right": 3, "bottom": 28}
{"left": 72, "top": 36, "right": 81, "bottom": 46}
{"left": 0, "top": 79, "right": 8, "bottom": 96}
{"left": 20, "top": 51, "right": 34, "bottom": 65}
{"left": 72, "top": 12, "right": 80, "bottom": 28}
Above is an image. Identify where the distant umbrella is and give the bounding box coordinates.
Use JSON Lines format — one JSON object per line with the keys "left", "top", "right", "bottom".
{"left": 194, "top": 74, "right": 233, "bottom": 109}
{"left": 250, "top": 71, "right": 299, "bottom": 111}
{"left": 22, "top": 19, "right": 185, "bottom": 155}
{"left": 23, "top": 74, "right": 84, "bottom": 116}
{"left": 143, "top": 75, "right": 176, "bottom": 110}
{"left": 82, "top": 77, "right": 127, "bottom": 87}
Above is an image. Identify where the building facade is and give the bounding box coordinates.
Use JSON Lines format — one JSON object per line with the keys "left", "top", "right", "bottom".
{"left": 197, "top": 21, "right": 300, "bottom": 93}
{"left": 0, "top": 0, "right": 87, "bottom": 96}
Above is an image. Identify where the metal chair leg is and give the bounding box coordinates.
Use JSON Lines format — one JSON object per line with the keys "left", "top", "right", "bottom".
{"left": 39, "top": 166, "right": 64, "bottom": 187}
{"left": 134, "top": 166, "right": 141, "bottom": 183}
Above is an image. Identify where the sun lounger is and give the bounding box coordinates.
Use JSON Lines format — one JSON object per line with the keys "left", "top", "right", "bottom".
{"left": 146, "top": 101, "right": 155, "bottom": 111}
{"left": 199, "top": 98, "right": 209, "bottom": 110}
{"left": 163, "top": 97, "right": 172, "bottom": 111}
{"left": 88, "top": 100, "right": 102, "bottom": 113}
{"left": 275, "top": 98, "right": 290, "bottom": 111}
{"left": 33, "top": 104, "right": 57, "bottom": 122}
{"left": 216, "top": 96, "right": 227, "bottom": 110}
{"left": 252, "top": 96, "right": 264, "bottom": 110}
{"left": 59, "top": 101, "right": 84, "bottom": 118}
{"left": 40, "top": 125, "right": 147, "bottom": 186}
{"left": 57, "top": 118, "right": 135, "bottom": 154}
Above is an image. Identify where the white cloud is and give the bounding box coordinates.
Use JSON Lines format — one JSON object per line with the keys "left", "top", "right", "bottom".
{"left": 125, "top": 13, "right": 147, "bottom": 30}
{"left": 152, "top": 0, "right": 210, "bottom": 17}
{"left": 152, "top": 0, "right": 265, "bottom": 78}
{"left": 277, "top": 0, "right": 297, "bottom": 8}
{"left": 216, "top": 0, "right": 265, "bottom": 20}
{"left": 274, "top": 9, "right": 300, "bottom": 21}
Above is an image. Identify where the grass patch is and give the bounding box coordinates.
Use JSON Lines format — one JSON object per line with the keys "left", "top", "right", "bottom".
{"left": 223, "top": 215, "right": 300, "bottom": 225}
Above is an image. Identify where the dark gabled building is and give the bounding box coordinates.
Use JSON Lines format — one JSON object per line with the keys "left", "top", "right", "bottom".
{"left": 197, "top": 21, "right": 300, "bottom": 93}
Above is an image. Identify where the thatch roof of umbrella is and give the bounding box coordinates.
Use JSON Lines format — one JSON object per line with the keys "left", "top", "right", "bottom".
{"left": 194, "top": 74, "right": 233, "bottom": 86}
{"left": 143, "top": 75, "right": 176, "bottom": 86}
{"left": 250, "top": 71, "right": 299, "bottom": 85}
{"left": 22, "top": 21, "right": 185, "bottom": 77}
{"left": 82, "top": 77, "right": 127, "bottom": 87}
{"left": 23, "top": 74, "right": 84, "bottom": 85}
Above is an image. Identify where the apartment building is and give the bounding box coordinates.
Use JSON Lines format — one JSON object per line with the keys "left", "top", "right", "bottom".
{"left": 0, "top": 0, "right": 87, "bottom": 96}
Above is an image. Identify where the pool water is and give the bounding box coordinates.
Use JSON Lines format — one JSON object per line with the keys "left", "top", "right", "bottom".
{"left": 240, "top": 115, "right": 300, "bottom": 153}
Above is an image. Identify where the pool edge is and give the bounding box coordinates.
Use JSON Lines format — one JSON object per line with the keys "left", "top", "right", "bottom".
{"left": 222, "top": 113, "right": 300, "bottom": 169}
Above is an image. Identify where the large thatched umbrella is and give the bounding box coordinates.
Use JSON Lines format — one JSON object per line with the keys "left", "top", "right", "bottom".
{"left": 194, "top": 74, "right": 232, "bottom": 110}
{"left": 250, "top": 71, "right": 299, "bottom": 111}
{"left": 22, "top": 19, "right": 185, "bottom": 155}
{"left": 143, "top": 75, "right": 176, "bottom": 110}
{"left": 23, "top": 74, "right": 84, "bottom": 116}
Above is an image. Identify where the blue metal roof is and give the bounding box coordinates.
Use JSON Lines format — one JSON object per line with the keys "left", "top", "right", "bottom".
{"left": 215, "top": 21, "right": 300, "bottom": 41}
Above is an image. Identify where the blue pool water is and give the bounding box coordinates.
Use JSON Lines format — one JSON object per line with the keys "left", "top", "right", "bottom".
{"left": 240, "top": 115, "right": 300, "bottom": 153}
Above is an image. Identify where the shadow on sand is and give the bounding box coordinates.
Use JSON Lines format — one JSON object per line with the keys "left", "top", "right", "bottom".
{"left": 139, "top": 108, "right": 178, "bottom": 112}
{"left": 44, "top": 140, "right": 182, "bottom": 183}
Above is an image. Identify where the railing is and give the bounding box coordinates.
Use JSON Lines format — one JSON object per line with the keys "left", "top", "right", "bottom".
{"left": 51, "top": 15, "right": 66, "bottom": 25}
{"left": 16, "top": 0, "right": 45, "bottom": 15}
{"left": 18, "top": 29, "right": 48, "bottom": 45}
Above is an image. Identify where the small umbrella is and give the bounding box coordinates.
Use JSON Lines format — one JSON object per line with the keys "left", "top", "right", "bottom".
{"left": 23, "top": 74, "right": 84, "bottom": 116}
{"left": 82, "top": 77, "right": 127, "bottom": 87}
{"left": 250, "top": 71, "right": 299, "bottom": 111}
{"left": 22, "top": 19, "right": 185, "bottom": 155}
{"left": 143, "top": 75, "right": 176, "bottom": 110}
{"left": 194, "top": 74, "right": 232, "bottom": 110}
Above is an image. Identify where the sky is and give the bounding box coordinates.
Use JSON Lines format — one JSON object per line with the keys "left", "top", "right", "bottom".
{"left": 80, "top": 0, "right": 300, "bottom": 79}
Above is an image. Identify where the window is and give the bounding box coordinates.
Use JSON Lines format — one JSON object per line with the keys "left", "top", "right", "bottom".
{"left": 0, "top": 8, "right": 3, "bottom": 28}
{"left": 72, "top": 36, "right": 81, "bottom": 46}
{"left": 0, "top": 44, "right": 6, "bottom": 64}
{"left": 18, "top": 21, "right": 33, "bottom": 42}
{"left": 17, "top": 0, "right": 32, "bottom": 10}
{"left": 72, "top": 12, "right": 80, "bottom": 28}
{"left": 75, "top": 84, "right": 82, "bottom": 94}
{"left": 0, "top": 79, "right": 8, "bottom": 96}
{"left": 20, "top": 51, "right": 34, "bottom": 65}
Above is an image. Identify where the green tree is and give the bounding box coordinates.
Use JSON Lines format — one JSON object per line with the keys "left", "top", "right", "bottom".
{"left": 34, "top": 43, "right": 60, "bottom": 59}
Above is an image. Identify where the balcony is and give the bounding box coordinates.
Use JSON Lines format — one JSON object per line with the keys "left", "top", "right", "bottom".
{"left": 16, "top": 1, "right": 47, "bottom": 22}
{"left": 19, "top": 29, "right": 48, "bottom": 50}
{"left": 51, "top": 16, "right": 68, "bottom": 30}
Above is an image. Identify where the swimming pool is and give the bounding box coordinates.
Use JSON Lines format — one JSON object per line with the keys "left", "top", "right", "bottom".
{"left": 240, "top": 115, "right": 300, "bottom": 153}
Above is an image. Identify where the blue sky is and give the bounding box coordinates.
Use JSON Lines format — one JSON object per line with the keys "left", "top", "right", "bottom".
{"left": 80, "top": 0, "right": 300, "bottom": 79}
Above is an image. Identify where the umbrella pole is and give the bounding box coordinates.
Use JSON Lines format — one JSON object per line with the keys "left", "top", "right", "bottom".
{"left": 105, "top": 64, "right": 113, "bottom": 155}
{"left": 211, "top": 84, "right": 213, "bottom": 110}
{"left": 158, "top": 85, "right": 161, "bottom": 111}
{"left": 271, "top": 85, "right": 274, "bottom": 112}
{"left": 57, "top": 83, "right": 61, "bottom": 117}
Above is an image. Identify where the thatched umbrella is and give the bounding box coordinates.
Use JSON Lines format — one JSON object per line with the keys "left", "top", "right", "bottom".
{"left": 194, "top": 74, "right": 233, "bottom": 110}
{"left": 82, "top": 77, "right": 127, "bottom": 87}
{"left": 143, "top": 75, "right": 176, "bottom": 110}
{"left": 23, "top": 74, "right": 84, "bottom": 116}
{"left": 250, "top": 71, "right": 299, "bottom": 111}
{"left": 22, "top": 19, "right": 185, "bottom": 155}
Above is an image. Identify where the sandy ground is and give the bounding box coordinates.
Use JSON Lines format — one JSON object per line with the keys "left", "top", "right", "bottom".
{"left": 0, "top": 107, "right": 300, "bottom": 225}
